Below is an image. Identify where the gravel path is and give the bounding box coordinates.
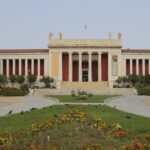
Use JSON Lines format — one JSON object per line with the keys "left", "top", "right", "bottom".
{"left": 0, "top": 96, "right": 57, "bottom": 116}
{"left": 105, "top": 96, "right": 150, "bottom": 117}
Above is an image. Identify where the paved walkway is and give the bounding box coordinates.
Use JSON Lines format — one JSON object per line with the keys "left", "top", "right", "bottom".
{"left": 105, "top": 96, "right": 150, "bottom": 118}
{"left": 0, "top": 96, "right": 57, "bottom": 116}
{"left": 0, "top": 95, "right": 150, "bottom": 118}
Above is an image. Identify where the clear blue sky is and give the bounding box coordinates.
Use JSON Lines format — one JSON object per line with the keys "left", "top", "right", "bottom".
{"left": 0, "top": 0, "right": 150, "bottom": 49}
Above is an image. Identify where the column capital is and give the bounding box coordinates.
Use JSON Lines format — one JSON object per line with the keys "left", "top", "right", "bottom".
{"left": 78, "top": 51, "right": 82, "bottom": 55}
{"left": 98, "top": 51, "right": 102, "bottom": 55}
{"left": 69, "top": 51, "right": 73, "bottom": 55}
{"left": 88, "top": 51, "right": 92, "bottom": 55}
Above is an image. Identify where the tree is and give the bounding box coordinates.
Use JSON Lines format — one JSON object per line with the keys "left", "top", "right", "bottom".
{"left": 0, "top": 75, "right": 7, "bottom": 87}
{"left": 16, "top": 75, "right": 25, "bottom": 86}
{"left": 145, "top": 74, "right": 150, "bottom": 87}
{"left": 122, "top": 76, "right": 129, "bottom": 87}
{"left": 9, "top": 75, "right": 16, "bottom": 87}
{"left": 128, "top": 74, "right": 138, "bottom": 87}
{"left": 115, "top": 76, "right": 122, "bottom": 86}
{"left": 27, "top": 74, "right": 37, "bottom": 87}
{"left": 139, "top": 74, "right": 145, "bottom": 85}
{"left": 40, "top": 76, "right": 54, "bottom": 88}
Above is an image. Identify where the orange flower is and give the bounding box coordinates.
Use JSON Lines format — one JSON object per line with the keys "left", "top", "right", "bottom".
{"left": 115, "top": 130, "right": 125, "bottom": 137}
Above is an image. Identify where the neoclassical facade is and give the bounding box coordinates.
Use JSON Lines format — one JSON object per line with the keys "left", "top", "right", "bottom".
{"left": 0, "top": 33, "right": 150, "bottom": 89}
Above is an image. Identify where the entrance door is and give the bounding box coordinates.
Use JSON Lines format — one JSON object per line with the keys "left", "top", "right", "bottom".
{"left": 82, "top": 70, "right": 88, "bottom": 82}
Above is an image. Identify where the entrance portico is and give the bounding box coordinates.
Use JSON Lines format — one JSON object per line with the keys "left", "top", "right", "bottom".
{"left": 62, "top": 52, "right": 108, "bottom": 82}
{"left": 48, "top": 32, "right": 122, "bottom": 89}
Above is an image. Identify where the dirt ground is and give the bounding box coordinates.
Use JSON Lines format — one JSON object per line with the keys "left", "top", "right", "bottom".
{"left": 0, "top": 97, "right": 22, "bottom": 107}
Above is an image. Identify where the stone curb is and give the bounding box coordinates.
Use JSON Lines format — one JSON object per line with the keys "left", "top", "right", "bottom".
{"left": 104, "top": 96, "right": 124, "bottom": 103}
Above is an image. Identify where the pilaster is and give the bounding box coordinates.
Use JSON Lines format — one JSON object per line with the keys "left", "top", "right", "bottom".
{"left": 59, "top": 52, "right": 62, "bottom": 81}
{"left": 98, "top": 52, "right": 102, "bottom": 81}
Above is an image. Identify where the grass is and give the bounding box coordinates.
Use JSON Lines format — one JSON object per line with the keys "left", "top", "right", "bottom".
{"left": 0, "top": 105, "right": 150, "bottom": 135}
{"left": 47, "top": 95, "right": 117, "bottom": 103}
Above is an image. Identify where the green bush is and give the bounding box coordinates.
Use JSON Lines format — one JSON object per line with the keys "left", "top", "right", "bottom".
{"left": 9, "top": 75, "right": 16, "bottom": 87}
{"left": 20, "top": 84, "right": 29, "bottom": 95}
{"left": 137, "top": 87, "right": 150, "bottom": 95}
{"left": 77, "top": 95, "right": 87, "bottom": 100}
{"left": 16, "top": 75, "right": 25, "bottom": 85}
{"left": 1, "top": 87, "right": 26, "bottom": 96}
{"left": 71, "top": 90, "right": 76, "bottom": 97}
{"left": 0, "top": 75, "right": 7, "bottom": 87}
{"left": 77, "top": 90, "right": 87, "bottom": 96}
{"left": 40, "top": 76, "right": 54, "bottom": 88}
{"left": 27, "top": 74, "right": 37, "bottom": 87}
{"left": 88, "top": 93, "right": 94, "bottom": 97}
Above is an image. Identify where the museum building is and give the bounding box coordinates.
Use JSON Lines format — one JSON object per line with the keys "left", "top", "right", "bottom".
{"left": 0, "top": 32, "right": 150, "bottom": 89}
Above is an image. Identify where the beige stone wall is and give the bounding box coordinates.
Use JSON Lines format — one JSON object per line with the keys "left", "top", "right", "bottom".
{"left": 61, "top": 81, "right": 108, "bottom": 89}
{"left": 51, "top": 52, "right": 59, "bottom": 79}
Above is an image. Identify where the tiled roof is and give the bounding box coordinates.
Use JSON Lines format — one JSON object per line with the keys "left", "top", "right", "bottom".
{"left": 48, "top": 39, "right": 122, "bottom": 48}
{"left": 0, "top": 49, "right": 49, "bottom": 53}
{"left": 122, "top": 49, "right": 150, "bottom": 53}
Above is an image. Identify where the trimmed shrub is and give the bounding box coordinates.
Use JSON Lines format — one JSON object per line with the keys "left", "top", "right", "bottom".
{"left": 88, "top": 93, "right": 94, "bottom": 97}
{"left": 20, "top": 84, "right": 29, "bottom": 95}
{"left": 71, "top": 90, "right": 76, "bottom": 97}
{"left": 78, "top": 95, "right": 87, "bottom": 100}
{"left": 77, "top": 90, "right": 87, "bottom": 96}
{"left": 137, "top": 87, "right": 150, "bottom": 95}
{"left": 1, "top": 87, "right": 26, "bottom": 96}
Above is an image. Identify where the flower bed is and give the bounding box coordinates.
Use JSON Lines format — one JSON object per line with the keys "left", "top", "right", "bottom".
{"left": 0, "top": 110, "right": 150, "bottom": 150}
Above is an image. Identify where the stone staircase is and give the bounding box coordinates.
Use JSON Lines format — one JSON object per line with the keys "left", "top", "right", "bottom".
{"left": 61, "top": 81, "right": 109, "bottom": 90}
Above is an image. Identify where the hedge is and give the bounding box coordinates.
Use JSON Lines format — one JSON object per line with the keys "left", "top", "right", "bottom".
{"left": 0, "top": 87, "right": 27, "bottom": 96}
{"left": 136, "top": 87, "right": 150, "bottom": 95}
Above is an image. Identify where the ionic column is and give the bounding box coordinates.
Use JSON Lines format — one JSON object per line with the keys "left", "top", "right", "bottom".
{"left": 19, "top": 59, "right": 21, "bottom": 75}
{"left": 59, "top": 52, "right": 62, "bottom": 81}
{"left": 136, "top": 59, "right": 139, "bottom": 75}
{"left": 98, "top": 52, "right": 102, "bottom": 81}
{"left": 142, "top": 59, "right": 145, "bottom": 75}
{"left": 6, "top": 59, "right": 9, "bottom": 76}
{"left": 38, "top": 59, "right": 40, "bottom": 77}
{"left": 1, "top": 59, "right": 3, "bottom": 75}
{"left": 124, "top": 59, "right": 126, "bottom": 76}
{"left": 13, "top": 59, "right": 15, "bottom": 75}
{"left": 79, "top": 52, "right": 82, "bottom": 82}
{"left": 88, "top": 52, "right": 92, "bottom": 82}
{"left": 130, "top": 59, "right": 133, "bottom": 75}
{"left": 149, "top": 59, "right": 150, "bottom": 74}
{"left": 25, "top": 59, "right": 28, "bottom": 76}
{"left": 0, "top": 59, "right": 2, "bottom": 74}
{"left": 31, "top": 59, "right": 34, "bottom": 74}
{"left": 108, "top": 53, "right": 112, "bottom": 81}
{"left": 69, "top": 52, "right": 73, "bottom": 82}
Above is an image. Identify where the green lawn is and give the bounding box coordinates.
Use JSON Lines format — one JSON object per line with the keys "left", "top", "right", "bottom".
{"left": 47, "top": 95, "right": 117, "bottom": 103}
{"left": 0, "top": 105, "right": 150, "bottom": 136}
